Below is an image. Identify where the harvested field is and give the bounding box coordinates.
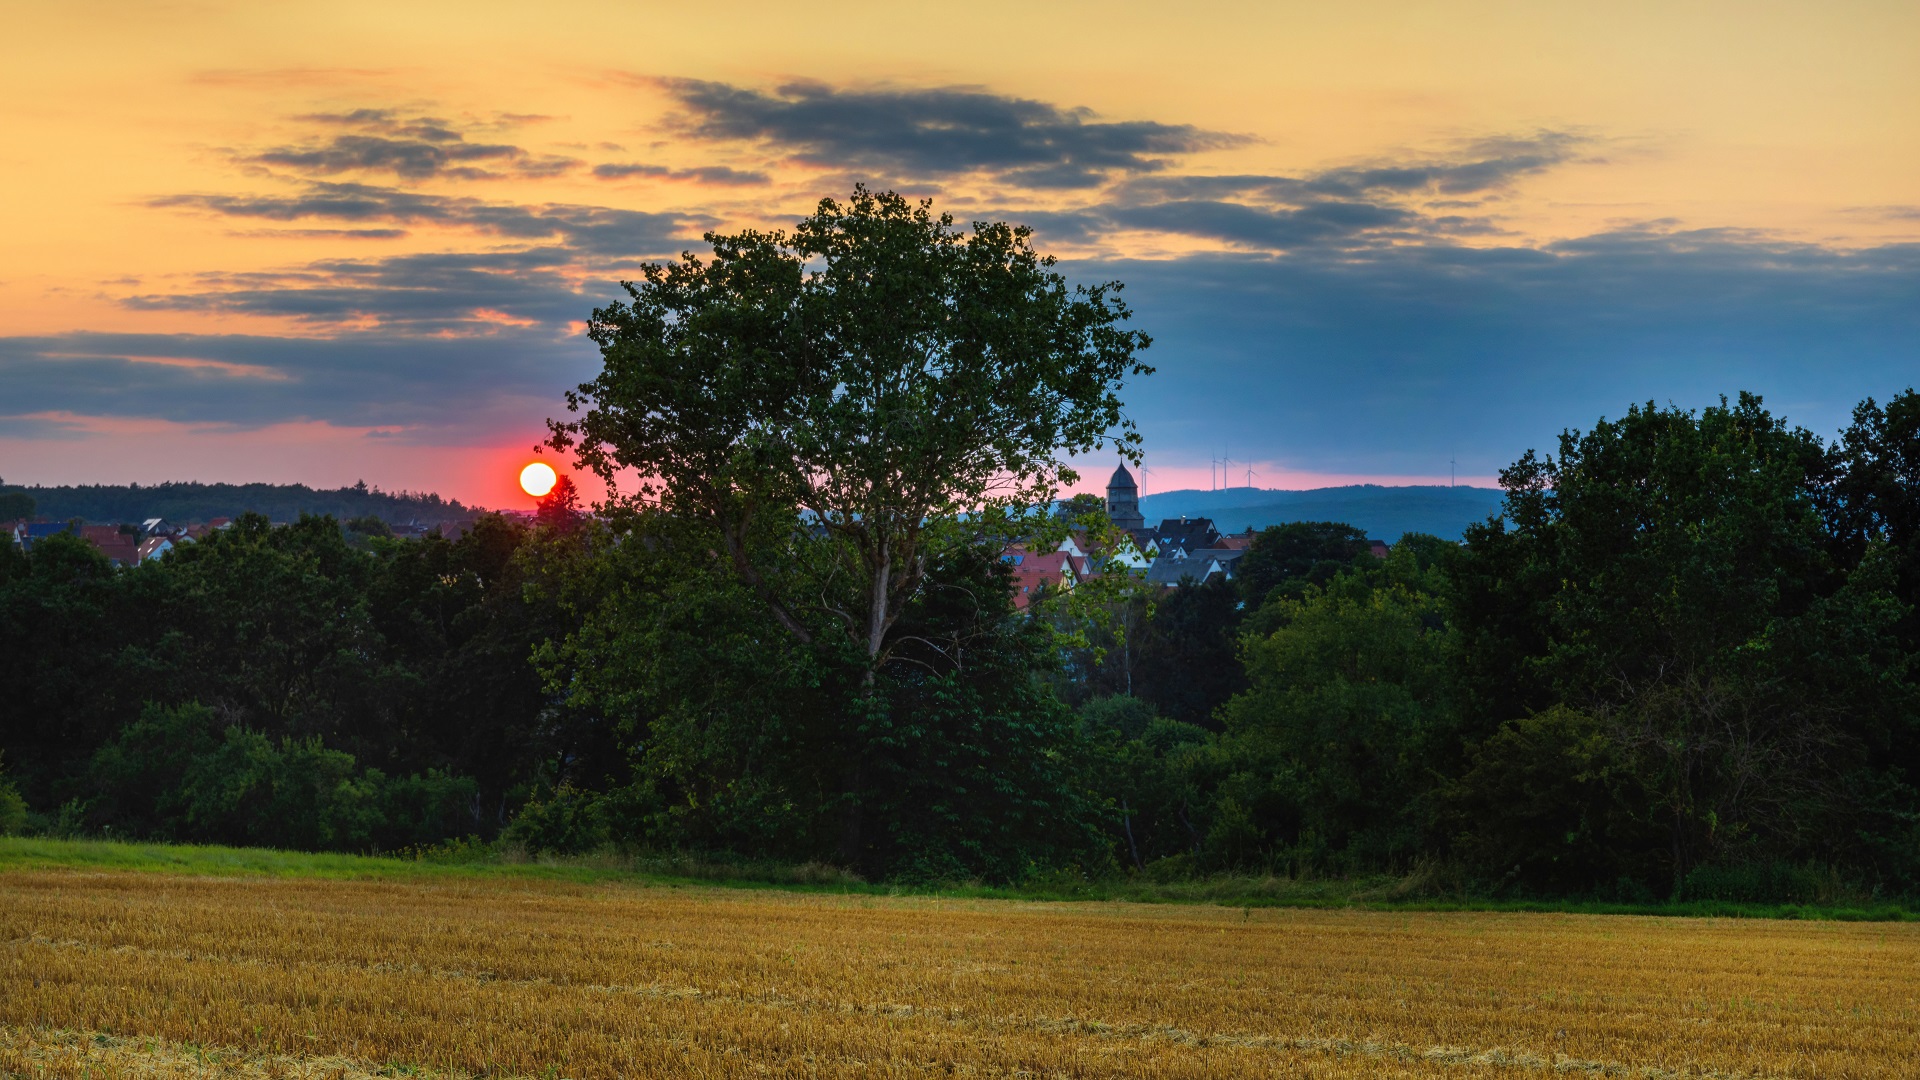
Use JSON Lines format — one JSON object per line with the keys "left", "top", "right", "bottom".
{"left": 3, "top": 870, "right": 1917, "bottom": 1079}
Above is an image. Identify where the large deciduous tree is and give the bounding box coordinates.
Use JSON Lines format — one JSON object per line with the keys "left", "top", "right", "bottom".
{"left": 547, "top": 187, "right": 1152, "bottom": 674}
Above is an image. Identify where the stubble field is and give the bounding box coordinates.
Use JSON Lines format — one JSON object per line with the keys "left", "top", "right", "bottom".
{"left": 3, "top": 868, "right": 1917, "bottom": 1080}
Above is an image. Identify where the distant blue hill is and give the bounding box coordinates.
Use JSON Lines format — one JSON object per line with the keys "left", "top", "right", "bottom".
{"left": 1138, "top": 485, "right": 1507, "bottom": 542}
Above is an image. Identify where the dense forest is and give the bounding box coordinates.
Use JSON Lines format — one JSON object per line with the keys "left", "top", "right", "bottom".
{"left": 0, "top": 480, "right": 476, "bottom": 526}
{"left": 6, "top": 191, "right": 1920, "bottom": 902}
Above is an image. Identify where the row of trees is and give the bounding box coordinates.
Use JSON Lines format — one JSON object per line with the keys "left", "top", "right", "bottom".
{"left": 1060, "top": 392, "right": 1920, "bottom": 899}
{"left": 5, "top": 189, "right": 1919, "bottom": 899}
{"left": 1, "top": 511, "right": 583, "bottom": 848}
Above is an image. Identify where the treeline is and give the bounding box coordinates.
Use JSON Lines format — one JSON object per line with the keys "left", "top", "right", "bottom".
{"left": 5, "top": 391, "right": 1920, "bottom": 900}
{"left": 0, "top": 480, "right": 475, "bottom": 525}
{"left": 1062, "top": 391, "right": 1920, "bottom": 902}
{"left": 0, "top": 509, "right": 584, "bottom": 851}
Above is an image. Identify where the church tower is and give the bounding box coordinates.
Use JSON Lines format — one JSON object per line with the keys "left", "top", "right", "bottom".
{"left": 1106, "top": 463, "right": 1146, "bottom": 532}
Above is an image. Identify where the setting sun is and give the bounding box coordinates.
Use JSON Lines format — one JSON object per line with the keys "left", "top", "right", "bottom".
{"left": 518, "top": 461, "right": 557, "bottom": 498}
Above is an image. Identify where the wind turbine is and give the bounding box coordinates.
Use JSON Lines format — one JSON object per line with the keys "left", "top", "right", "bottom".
{"left": 1245, "top": 462, "right": 1256, "bottom": 490}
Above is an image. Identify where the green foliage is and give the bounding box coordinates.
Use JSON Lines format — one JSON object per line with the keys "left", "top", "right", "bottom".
{"left": 1443, "top": 706, "right": 1659, "bottom": 895}
{"left": 502, "top": 786, "right": 612, "bottom": 856}
{"left": 345, "top": 514, "right": 393, "bottom": 538}
{"left": 0, "top": 488, "right": 37, "bottom": 521}
{"left": 549, "top": 185, "right": 1151, "bottom": 674}
{"left": 1236, "top": 520, "right": 1375, "bottom": 606}
{"left": 87, "top": 702, "right": 479, "bottom": 851}
{"left": 0, "top": 512, "right": 575, "bottom": 849}
{"left": 0, "top": 753, "right": 27, "bottom": 836}
{"left": 543, "top": 187, "right": 1150, "bottom": 875}
{"left": 9, "top": 479, "right": 471, "bottom": 526}
{"left": 1215, "top": 566, "right": 1456, "bottom": 872}
{"left": 1452, "top": 393, "right": 1920, "bottom": 893}
{"left": 528, "top": 512, "right": 1105, "bottom": 881}
{"left": 1129, "top": 575, "right": 1244, "bottom": 728}
{"left": 1677, "top": 860, "right": 1833, "bottom": 905}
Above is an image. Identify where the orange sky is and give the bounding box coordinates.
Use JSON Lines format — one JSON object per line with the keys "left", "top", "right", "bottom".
{"left": 3, "top": 0, "right": 1917, "bottom": 506}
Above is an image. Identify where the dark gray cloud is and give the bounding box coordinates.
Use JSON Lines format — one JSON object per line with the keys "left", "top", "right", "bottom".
{"left": 249, "top": 109, "right": 580, "bottom": 181}
{"left": 1074, "top": 132, "right": 1586, "bottom": 252}
{"left": 592, "top": 162, "right": 769, "bottom": 185}
{"left": 154, "top": 183, "right": 704, "bottom": 258}
{"left": 1104, "top": 200, "right": 1414, "bottom": 250}
{"left": 659, "top": 78, "right": 1243, "bottom": 188}
{"left": 1304, "top": 132, "right": 1588, "bottom": 197}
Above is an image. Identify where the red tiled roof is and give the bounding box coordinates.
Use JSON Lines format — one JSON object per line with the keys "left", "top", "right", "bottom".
{"left": 1007, "top": 549, "right": 1078, "bottom": 610}
{"left": 88, "top": 534, "right": 140, "bottom": 566}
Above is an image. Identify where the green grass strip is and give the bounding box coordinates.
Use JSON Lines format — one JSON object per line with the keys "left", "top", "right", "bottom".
{"left": 3, "top": 836, "right": 1913, "bottom": 921}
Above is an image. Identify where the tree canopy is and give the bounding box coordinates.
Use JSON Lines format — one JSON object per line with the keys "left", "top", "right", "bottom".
{"left": 548, "top": 187, "right": 1152, "bottom": 669}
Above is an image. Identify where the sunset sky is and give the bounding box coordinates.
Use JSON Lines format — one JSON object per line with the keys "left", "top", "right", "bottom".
{"left": 3, "top": 1, "right": 1917, "bottom": 507}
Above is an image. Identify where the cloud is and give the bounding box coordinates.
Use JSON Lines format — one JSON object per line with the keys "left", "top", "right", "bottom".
{"left": 1033, "top": 131, "right": 1589, "bottom": 253}
{"left": 227, "top": 228, "right": 411, "bottom": 240}
{"left": 153, "top": 183, "right": 705, "bottom": 258}
{"left": 1104, "top": 199, "right": 1415, "bottom": 250}
{"left": 122, "top": 247, "right": 623, "bottom": 333}
{"left": 0, "top": 329, "right": 602, "bottom": 437}
{"left": 248, "top": 109, "right": 580, "bottom": 181}
{"left": 657, "top": 78, "right": 1244, "bottom": 188}
{"left": 592, "top": 162, "right": 769, "bottom": 185}
{"left": 1304, "top": 132, "right": 1589, "bottom": 197}
{"left": 1842, "top": 205, "right": 1920, "bottom": 222}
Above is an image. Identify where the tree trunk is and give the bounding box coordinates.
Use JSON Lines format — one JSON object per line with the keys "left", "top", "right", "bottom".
{"left": 867, "top": 535, "right": 891, "bottom": 661}
{"left": 838, "top": 538, "right": 892, "bottom": 869}
{"left": 1121, "top": 795, "right": 1143, "bottom": 871}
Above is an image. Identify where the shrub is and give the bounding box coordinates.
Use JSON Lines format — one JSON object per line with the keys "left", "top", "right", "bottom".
{"left": 1678, "top": 860, "right": 1830, "bottom": 905}
{"left": 87, "top": 702, "right": 481, "bottom": 852}
{"left": 502, "top": 786, "right": 611, "bottom": 856}
{"left": 0, "top": 754, "right": 26, "bottom": 836}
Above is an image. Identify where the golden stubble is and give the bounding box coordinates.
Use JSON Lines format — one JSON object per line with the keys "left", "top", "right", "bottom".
{"left": 3, "top": 871, "right": 1916, "bottom": 1079}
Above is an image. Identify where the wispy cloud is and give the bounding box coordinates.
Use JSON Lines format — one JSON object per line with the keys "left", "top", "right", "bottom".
{"left": 247, "top": 109, "right": 580, "bottom": 181}
{"left": 121, "top": 248, "right": 619, "bottom": 334}
{"left": 0, "top": 329, "right": 600, "bottom": 436}
{"left": 1023, "top": 131, "right": 1591, "bottom": 252}
{"left": 591, "top": 162, "right": 769, "bottom": 185}
{"left": 153, "top": 182, "right": 705, "bottom": 257}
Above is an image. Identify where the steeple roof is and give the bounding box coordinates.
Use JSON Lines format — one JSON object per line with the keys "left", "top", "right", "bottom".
{"left": 1107, "top": 464, "right": 1137, "bottom": 490}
